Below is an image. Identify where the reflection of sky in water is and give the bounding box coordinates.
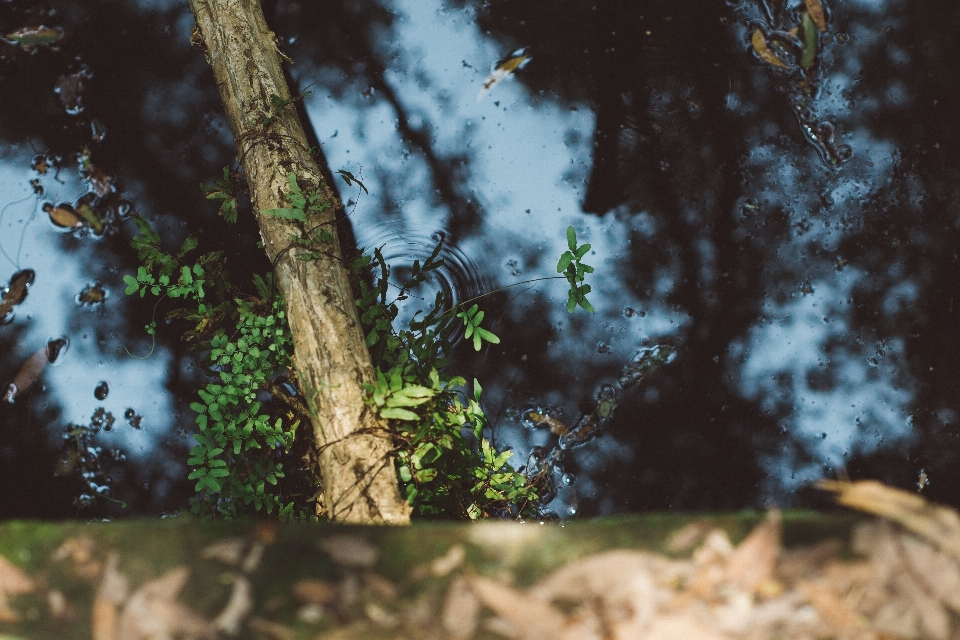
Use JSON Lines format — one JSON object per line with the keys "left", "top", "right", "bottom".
{"left": 305, "top": 0, "right": 922, "bottom": 503}
{"left": 0, "top": 148, "right": 174, "bottom": 465}
{"left": 0, "top": 0, "right": 948, "bottom": 514}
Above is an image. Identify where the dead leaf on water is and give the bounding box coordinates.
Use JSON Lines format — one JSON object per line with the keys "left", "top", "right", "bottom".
{"left": 477, "top": 47, "right": 531, "bottom": 102}
{"left": 44, "top": 202, "right": 82, "bottom": 230}
{"left": 805, "top": 0, "right": 828, "bottom": 32}
{"left": 0, "top": 269, "right": 35, "bottom": 322}
{"left": 751, "top": 29, "right": 789, "bottom": 69}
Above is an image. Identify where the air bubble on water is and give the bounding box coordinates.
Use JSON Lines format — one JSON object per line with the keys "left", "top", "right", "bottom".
{"left": 596, "top": 341, "right": 611, "bottom": 354}
{"left": 90, "top": 119, "right": 106, "bottom": 142}
{"left": 46, "top": 336, "right": 69, "bottom": 365}
{"left": 622, "top": 307, "right": 635, "bottom": 319}
{"left": 430, "top": 230, "right": 447, "bottom": 243}
{"left": 561, "top": 472, "right": 576, "bottom": 486}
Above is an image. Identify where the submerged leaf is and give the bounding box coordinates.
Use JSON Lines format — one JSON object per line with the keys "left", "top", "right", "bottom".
{"left": 751, "top": 29, "right": 789, "bottom": 69}
{"left": 805, "top": 0, "right": 828, "bottom": 32}
{"left": 800, "top": 10, "right": 818, "bottom": 70}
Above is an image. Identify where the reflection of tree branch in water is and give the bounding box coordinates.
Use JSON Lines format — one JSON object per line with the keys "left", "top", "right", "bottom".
{"left": 360, "top": 41, "right": 485, "bottom": 238}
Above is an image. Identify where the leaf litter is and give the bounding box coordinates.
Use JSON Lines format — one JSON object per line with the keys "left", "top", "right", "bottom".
{"left": 3, "top": 481, "right": 960, "bottom": 637}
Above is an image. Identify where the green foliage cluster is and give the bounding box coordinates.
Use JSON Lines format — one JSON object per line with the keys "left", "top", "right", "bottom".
{"left": 352, "top": 246, "right": 534, "bottom": 517}
{"left": 124, "top": 169, "right": 595, "bottom": 521}
{"left": 123, "top": 214, "right": 310, "bottom": 520}
{"left": 200, "top": 167, "right": 239, "bottom": 223}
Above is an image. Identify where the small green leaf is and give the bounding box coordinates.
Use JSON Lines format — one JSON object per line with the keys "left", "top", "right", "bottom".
{"left": 566, "top": 225, "right": 577, "bottom": 251}
{"left": 381, "top": 407, "right": 420, "bottom": 421}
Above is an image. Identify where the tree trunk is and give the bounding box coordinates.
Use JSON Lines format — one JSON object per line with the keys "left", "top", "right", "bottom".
{"left": 188, "top": 0, "right": 410, "bottom": 524}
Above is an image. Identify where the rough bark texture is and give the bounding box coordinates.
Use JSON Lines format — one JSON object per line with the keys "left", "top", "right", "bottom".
{"left": 189, "top": 0, "right": 410, "bottom": 524}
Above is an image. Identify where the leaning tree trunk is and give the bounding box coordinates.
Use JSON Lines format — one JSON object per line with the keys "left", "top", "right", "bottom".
{"left": 189, "top": 0, "right": 410, "bottom": 524}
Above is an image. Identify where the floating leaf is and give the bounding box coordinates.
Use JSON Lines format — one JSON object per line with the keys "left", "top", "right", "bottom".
{"left": 3, "top": 25, "right": 63, "bottom": 50}
{"left": 11, "top": 337, "right": 71, "bottom": 401}
{"left": 477, "top": 47, "right": 531, "bottom": 102}
{"left": 0, "top": 269, "right": 35, "bottom": 321}
{"left": 45, "top": 202, "right": 82, "bottom": 230}
{"left": 751, "top": 29, "right": 789, "bottom": 69}
{"left": 805, "top": 0, "right": 828, "bottom": 32}
{"left": 77, "top": 203, "right": 105, "bottom": 235}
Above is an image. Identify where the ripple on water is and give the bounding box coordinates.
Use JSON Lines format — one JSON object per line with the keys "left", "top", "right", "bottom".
{"left": 358, "top": 221, "right": 487, "bottom": 344}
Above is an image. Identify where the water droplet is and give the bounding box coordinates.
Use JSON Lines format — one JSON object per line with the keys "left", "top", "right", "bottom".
{"left": 94, "top": 381, "right": 109, "bottom": 400}
{"left": 622, "top": 307, "right": 635, "bottom": 318}
{"left": 561, "top": 472, "right": 576, "bottom": 486}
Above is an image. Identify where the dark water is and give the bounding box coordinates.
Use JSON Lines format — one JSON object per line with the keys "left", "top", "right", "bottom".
{"left": 1, "top": 0, "right": 958, "bottom": 518}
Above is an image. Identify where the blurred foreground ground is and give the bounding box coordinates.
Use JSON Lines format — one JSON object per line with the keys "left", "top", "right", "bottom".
{"left": 0, "top": 481, "right": 957, "bottom": 639}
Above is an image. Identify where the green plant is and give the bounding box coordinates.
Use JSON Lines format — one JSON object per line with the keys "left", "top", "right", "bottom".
{"left": 123, "top": 171, "right": 595, "bottom": 521}
{"left": 351, "top": 244, "right": 534, "bottom": 517}
{"left": 258, "top": 86, "right": 313, "bottom": 128}
{"left": 200, "top": 167, "right": 240, "bottom": 223}
{"left": 557, "top": 225, "right": 595, "bottom": 313}
{"left": 123, "top": 214, "right": 313, "bottom": 520}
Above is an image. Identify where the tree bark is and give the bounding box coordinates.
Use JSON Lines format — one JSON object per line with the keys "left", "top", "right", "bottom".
{"left": 188, "top": 0, "right": 410, "bottom": 524}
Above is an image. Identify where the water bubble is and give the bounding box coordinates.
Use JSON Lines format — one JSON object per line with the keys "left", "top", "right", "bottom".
{"left": 94, "top": 381, "right": 109, "bottom": 401}
{"left": 90, "top": 119, "right": 106, "bottom": 142}
{"left": 124, "top": 408, "right": 135, "bottom": 420}
{"left": 596, "top": 341, "right": 611, "bottom": 354}
{"left": 835, "top": 145, "right": 853, "bottom": 162}
{"left": 430, "top": 230, "right": 447, "bottom": 243}
{"left": 45, "top": 336, "right": 69, "bottom": 365}
{"left": 622, "top": 307, "right": 635, "bottom": 319}
{"left": 561, "top": 472, "right": 576, "bottom": 486}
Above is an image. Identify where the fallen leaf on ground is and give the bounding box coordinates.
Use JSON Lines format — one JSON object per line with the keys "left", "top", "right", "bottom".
{"left": 0, "top": 554, "right": 34, "bottom": 623}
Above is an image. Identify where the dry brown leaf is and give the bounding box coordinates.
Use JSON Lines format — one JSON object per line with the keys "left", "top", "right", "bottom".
{"left": 898, "top": 533, "right": 960, "bottom": 613}
{"left": 213, "top": 574, "right": 253, "bottom": 635}
{"left": 668, "top": 521, "right": 713, "bottom": 554}
{"left": 799, "top": 580, "right": 863, "bottom": 631}
{"left": 442, "top": 576, "right": 480, "bottom": 640}
{"left": 823, "top": 480, "right": 960, "bottom": 562}
{"left": 467, "top": 574, "right": 570, "bottom": 639}
{"left": 292, "top": 579, "right": 337, "bottom": 606}
{"left": 117, "top": 566, "right": 211, "bottom": 640}
{"left": 430, "top": 544, "right": 465, "bottom": 577}
{"left": 318, "top": 535, "right": 379, "bottom": 568}
{"left": 895, "top": 571, "right": 950, "bottom": 640}
{"left": 724, "top": 510, "right": 781, "bottom": 594}
{"left": 778, "top": 538, "right": 843, "bottom": 582}
{"left": 247, "top": 616, "right": 295, "bottom": 640}
{"left": 530, "top": 549, "right": 687, "bottom": 604}
{"left": 363, "top": 572, "right": 397, "bottom": 601}
{"left": 645, "top": 613, "right": 731, "bottom": 640}
{"left": 805, "top": 0, "right": 828, "bottom": 32}
{"left": 92, "top": 553, "right": 128, "bottom": 640}
{"left": 201, "top": 538, "right": 247, "bottom": 566}
{"left": 751, "top": 29, "right": 789, "bottom": 69}
{"left": 0, "top": 553, "right": 34, "bottom": 623}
